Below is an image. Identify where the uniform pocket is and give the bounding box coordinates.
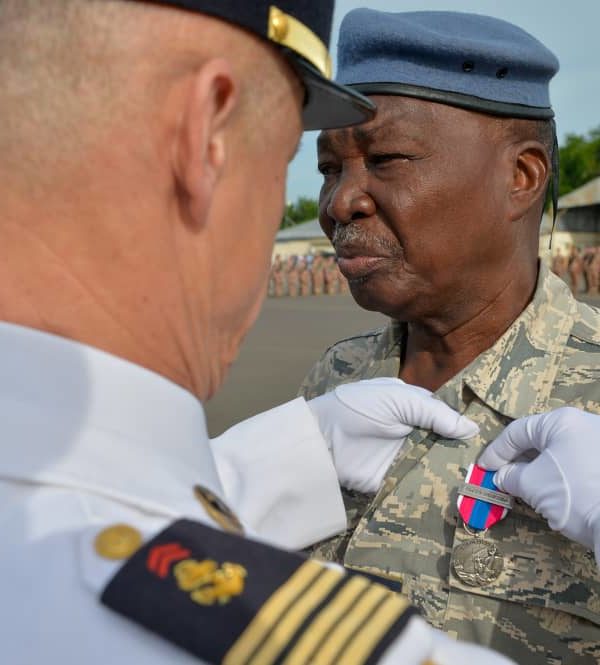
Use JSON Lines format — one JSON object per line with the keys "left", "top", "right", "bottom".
{"left": 448, "top": 499, "right": 600, "bottom": 626}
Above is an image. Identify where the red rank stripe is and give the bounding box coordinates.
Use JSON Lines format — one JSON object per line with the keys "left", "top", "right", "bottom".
{"left": 147, "top": 543, "right": 191, "bottom": 579}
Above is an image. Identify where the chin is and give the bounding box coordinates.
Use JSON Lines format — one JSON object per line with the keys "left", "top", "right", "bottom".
{"left": 348, "top": 278, "right": 415, "bottom": 320}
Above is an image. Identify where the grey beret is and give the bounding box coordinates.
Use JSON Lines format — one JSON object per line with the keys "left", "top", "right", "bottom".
{"left": 337, "top": 9, "right": 560, "bottom": 119}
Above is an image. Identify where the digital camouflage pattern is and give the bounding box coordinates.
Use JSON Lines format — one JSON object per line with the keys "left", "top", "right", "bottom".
{"left": 299, "top": 264, "right": 600, "bottom": 664}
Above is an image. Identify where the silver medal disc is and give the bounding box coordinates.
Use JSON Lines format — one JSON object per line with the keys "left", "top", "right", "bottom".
{"left": 452, "top": 539, "right": 504, "bottom": 587}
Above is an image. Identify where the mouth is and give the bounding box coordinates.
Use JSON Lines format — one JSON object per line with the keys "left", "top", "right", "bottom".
{"left": 335, "top": 245, "right": 390, "bottom": 280}
{"left": 336, "top": 255, "right": 388, "bottom": 280}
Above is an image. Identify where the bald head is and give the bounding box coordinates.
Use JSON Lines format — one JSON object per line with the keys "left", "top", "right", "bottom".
{"left": 0, "top": 0, "right": 305, "bottom": 399}
{"left": 0, "top": 0, "right": 292, "bottom": 180}
{"left": 0, "top": 1, "right": 149, "bottom": 156}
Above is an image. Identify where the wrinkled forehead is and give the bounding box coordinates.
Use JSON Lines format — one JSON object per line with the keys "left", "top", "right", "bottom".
{"left": 317, "top": 94, "right": 501, "bottom": 153}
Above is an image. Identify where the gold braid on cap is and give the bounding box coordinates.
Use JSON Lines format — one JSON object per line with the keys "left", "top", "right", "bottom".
{"left": 268, "top": 6, "right": 332, "bottom": 79}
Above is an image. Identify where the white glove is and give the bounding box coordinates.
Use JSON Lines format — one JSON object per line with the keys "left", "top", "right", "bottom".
{"left": 380, "top": 616, "right": 516, "bottom": 665}
{"left": 308, "top": 377, "right": 479, "bottom": 493}
{"left": 479, "top": 407, "right": 600, "bottom": 565}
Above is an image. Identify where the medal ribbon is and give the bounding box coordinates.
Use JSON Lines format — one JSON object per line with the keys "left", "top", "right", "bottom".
{"left": 457, "top": 463, "right": 510, "bottom": 531}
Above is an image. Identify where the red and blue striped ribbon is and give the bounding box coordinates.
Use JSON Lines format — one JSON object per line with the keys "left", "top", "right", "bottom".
{"left": 457, "top": 463, "right": 509, "bottom": 531}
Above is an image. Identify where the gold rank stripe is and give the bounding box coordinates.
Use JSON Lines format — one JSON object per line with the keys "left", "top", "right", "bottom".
{"left": 225, "top": 561, "right": 412, "bottom": 665}
{"left": 334, "top": 593, "right": 411, "bottom": 665}
{"left": 281, "top": 575, "right": 371, "bottom": 665}
{"left": 246, "top": 566, "right": 343, "bottom": 665}
{"left": 309, "top": 584, "right": 396, "bottom": 665}
{"left": 223, "top": 560, "right": 340, "bottom": 665}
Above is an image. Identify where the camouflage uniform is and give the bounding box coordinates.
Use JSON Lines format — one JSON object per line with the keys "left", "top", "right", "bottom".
{"left": 299, "top": 264, "right": 600, "bottom": 664}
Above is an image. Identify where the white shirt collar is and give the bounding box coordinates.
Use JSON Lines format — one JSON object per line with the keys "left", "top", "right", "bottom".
{"left": 0, "top": 322, "right": 223, "bottom": 518}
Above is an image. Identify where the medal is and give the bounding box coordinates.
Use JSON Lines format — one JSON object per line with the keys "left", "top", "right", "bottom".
{"left": 452, "top": 463, "right": 514, "bottom": 587}
{"left": 452, "top": 532, "right": 504, "bottom": 586}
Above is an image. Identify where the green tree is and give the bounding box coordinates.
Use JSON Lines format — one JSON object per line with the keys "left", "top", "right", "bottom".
{"left": 281, "top": 196, "right": 318, "bottom": 228}
{"left": 558, "top": 126, "right": 600, "bottom": 197}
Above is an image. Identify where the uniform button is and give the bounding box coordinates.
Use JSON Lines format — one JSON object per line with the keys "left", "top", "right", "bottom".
{"left": 94, "top": 524, "right": 143, "bottom": 560}
{"left": 194, "top": 485, "right": 244, "bottom": 535}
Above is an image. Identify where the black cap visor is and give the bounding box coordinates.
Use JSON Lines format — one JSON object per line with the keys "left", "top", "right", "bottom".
{"left": 349, "top": 82, "right": 554, "bottom": 120}
{"left": 290, "top": 57, "right": 376, "bottom": 130}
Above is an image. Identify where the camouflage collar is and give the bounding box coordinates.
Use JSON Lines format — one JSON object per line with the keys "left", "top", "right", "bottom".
{"left": 460, "top": 263, "right": 579, "bottom": 419}
{"left": 377, "top": 264, "right": 579, "bottom": 420}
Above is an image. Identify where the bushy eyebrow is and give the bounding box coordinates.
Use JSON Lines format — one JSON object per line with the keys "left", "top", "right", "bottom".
{"left": 353, "top": 121, "right": 424, "bottom": 146}
{"left": 317, "top": 120, "right": 426, "bottom": 156}
{"left": 316, "top": 132, "right": 333, "bottom": 153}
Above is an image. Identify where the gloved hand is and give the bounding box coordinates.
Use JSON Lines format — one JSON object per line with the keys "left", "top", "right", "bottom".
{"left": 479, "top": 407, "right": 600, "bottom": 565}
{"left": 307, "top": 377, "right": 479, "bottom": 493}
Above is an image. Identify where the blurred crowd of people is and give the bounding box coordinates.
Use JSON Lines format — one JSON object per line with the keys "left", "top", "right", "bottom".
{"left": 271, "top": 249, "right": 600, "bottom": 299}
{"left": 268, "top": 254, "right": 350, "bottom": 297}
{"left": 551, "top": 247, "right": 600, "bottom": 295}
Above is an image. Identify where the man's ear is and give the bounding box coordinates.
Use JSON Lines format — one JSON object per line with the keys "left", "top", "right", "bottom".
{"left": 507, "top": 141, "right": 551, "bottom": 222}
{"left": 174, "top": 58, "right": 239, "bottom": 228}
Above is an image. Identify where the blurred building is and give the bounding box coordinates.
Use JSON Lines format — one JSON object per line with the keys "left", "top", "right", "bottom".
{"left": 273, "top": 219, "right": 333, "bottom": 258}
{"left": 540, "top": 176, "right": 600, "bottom": 261}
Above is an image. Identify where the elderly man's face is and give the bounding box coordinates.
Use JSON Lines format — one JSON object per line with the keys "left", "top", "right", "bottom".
{"left": 317, "top": 95, "right": 513, "bottom": 320}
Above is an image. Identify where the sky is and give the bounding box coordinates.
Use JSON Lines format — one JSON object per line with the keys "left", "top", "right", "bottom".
{"left": 286, "top": 0, "right": 600, "bottom": 203}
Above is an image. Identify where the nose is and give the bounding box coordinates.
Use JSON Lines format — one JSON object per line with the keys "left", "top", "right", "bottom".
{"left": 324, "top": 171, "right": 375, "bottom": 226}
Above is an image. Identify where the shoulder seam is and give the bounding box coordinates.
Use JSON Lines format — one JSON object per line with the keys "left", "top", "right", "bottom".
{"left": 570, "top": 301, "right": 600, "bottom": 345}
{"left": 321, "top": 325, "right": 388, "bottom": 355}
{"left": 570, "top": 300, "right": 600, "bottom": 346}
{"left": 570, "top": 331, "right": 600, "bottom": 346}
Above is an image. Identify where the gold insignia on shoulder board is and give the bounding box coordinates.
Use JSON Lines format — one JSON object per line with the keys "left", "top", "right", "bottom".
{"left": 174, "top": 558, "right": 247, "bottom": 606}
{"left": 194, "top": 485, "right": 244, "bottom": 535}
{"left": 174, "top": 558, "right": 218, "bottom": 591}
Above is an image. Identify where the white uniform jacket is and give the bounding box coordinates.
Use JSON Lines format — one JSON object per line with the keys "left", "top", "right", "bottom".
{"left": 0, "top": 322, "right": 347, "bottom": 664}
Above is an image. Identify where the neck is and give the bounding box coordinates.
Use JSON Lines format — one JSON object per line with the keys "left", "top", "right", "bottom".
{"left": 399, "top": 260, "right": 539, "bottom": 392}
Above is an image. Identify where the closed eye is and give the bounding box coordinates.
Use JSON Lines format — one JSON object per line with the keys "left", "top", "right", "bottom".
{"left": 369, "top": 152, "right": 414, "bottom": 165}
{"left": 317, "top": 162, "right": 339, "bottom": 176}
